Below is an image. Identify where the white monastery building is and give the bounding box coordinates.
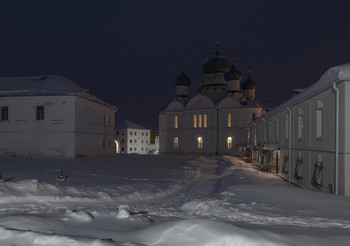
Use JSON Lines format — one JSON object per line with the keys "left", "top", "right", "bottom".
{"left": 0, "top": 75, "right": 117, "bottom": 157}
{"left": 159, "top": 42, "right": 263, "bottom": 154}
{"left": 115, "top": 119, "right": 159, "bottom": 155}
{"left": 240, "top": 63, "right": 350, "bottom": 196}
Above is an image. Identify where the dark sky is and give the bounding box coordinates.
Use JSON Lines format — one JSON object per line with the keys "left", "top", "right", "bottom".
{"left": 1, "top": 0, "right": 350, "bottom": 130}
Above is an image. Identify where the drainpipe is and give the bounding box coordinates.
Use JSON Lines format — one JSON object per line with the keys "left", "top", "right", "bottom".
{"left": 216, "top": 108, "right": 219, "bottom": 155}
{"left": 332, "top": 82, "right": 339, "bottom": 195}
{"left": 287, "top": 107, "right": 292, "bottom": 183}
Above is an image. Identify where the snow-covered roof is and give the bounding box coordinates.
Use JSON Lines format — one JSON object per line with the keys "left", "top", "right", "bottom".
{"left": 265, "top": 63, "right": 350, "bottom": 117}
{"left": 115, "top": 119, "right": 149, "bottom": 130}
{"left": 0, "top": 75, "right": 117, "bottom": 110}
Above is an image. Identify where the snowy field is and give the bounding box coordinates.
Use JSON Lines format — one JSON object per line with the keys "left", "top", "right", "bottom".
{"left": 0, "top": 154, "right": 349, "bottom": 246}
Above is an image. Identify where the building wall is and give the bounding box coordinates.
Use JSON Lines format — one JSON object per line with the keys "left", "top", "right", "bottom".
{"left": 115, "top": 128, "right": 151, "bottom": 154}
{"left": 240, "top": 78, "right": 350, "bottom": 196}
{"left": 0, "top": 95, "right": 116, "bottom": 157}
{"left": 74, "top": 96, "right": 116, "bottom": 157}
{"left": 160, "top": 106, "right": 262, "bottom": 154}
{"left": 0, "top": 95, "right": 76, "bottom": 156}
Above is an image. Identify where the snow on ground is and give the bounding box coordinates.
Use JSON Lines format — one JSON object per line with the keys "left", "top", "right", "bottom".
{"left": 0, "top": 154, "right": 349, "bottom": 245}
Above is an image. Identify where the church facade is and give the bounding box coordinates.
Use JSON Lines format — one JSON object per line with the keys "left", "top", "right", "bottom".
{"left": 159, "top": 43, "right": 263, "bottom": 154}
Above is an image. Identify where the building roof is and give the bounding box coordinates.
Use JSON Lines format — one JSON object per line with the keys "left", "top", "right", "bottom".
{"left": 115, "top": 119, "right": 149, "bottom": 130}
{"left": 0, "top": 75, "right": 117, "bottom": 110}
{"left": 265, "top": 63, "right": 350, "bottom": 117}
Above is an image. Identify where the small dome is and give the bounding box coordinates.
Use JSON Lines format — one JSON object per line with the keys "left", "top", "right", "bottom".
{"left": 175, "top": 71, "right": 191, "bottom": 86}
{"left": 242, "top": 70, "right": 257, "bottom": 90}
{"left": 224, "top": 61, "right": 242, "bottom": 81}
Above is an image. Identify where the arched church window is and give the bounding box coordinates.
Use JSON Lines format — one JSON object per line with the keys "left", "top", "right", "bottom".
{"left": 193, "top": 114, "right": 197, "bottom": 128}
{"left": 198, "top": 114, "right": 202, "bottom": 128}
{"left": 227, "top": 113, "right": 232, "bottom": 127}
{"left": 227, "top": 137, "right": 232, "bottom": 150}
{"left": 203, "top": 114, "right": 207, "bottom": 128}
{"left": 174, "top": 115, "right": 178, "bottom": 129}
{"left": 197, "top": 137, "right": 203, "bottom": 149}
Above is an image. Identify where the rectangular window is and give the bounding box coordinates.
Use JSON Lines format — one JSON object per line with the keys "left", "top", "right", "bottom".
{"left": 174, "top": 115, "right": 178, "bottom": 129}
{"left": 197, "top": 137, "right": 203, "bottom": 149}
{"left": 198, "top": 114, "right": 202, "bottom": 128}
{"left": 297, "top": 115, "right": 303, "bottom": 139}
{"left": 134, "top": 139, "right": 137, "bottom": 143}
{"left": 134, "top": 132, "right": 136, "bottom": 136}
{"left": 173, "top": 137, "right": 179, "bottom": 149}
{"left": 130, "top": 132, "right": 132, "bottom": 136}
{"left": 36, "top": 106, "right": 44, "bottom": 120}
{"left": 316, "top": 109, "right": 323, "bottom": 139}
{"left": 1, "top": 106, "right": 8, "bottom": 121}
{"left": 134, "top": 148, "right": 136, "bottom": 151}
{"left": 130, "top": 139, "right": 132, "bottom": 143}
{"left": 193, "top": 114, "right": 197, "bottom": 128}
{"left": 285, "top": 114, "right": 289, "bottom": 140}
{"left": 203, "top": 114, "right": 207, "bottom": 128}
{"left": 227, "top": 113, "right": 232, "bottom": 127}
{"left": 130, "top": 148, "right": 132, "bottom": 151}
{"left": 227, "top": 137, "right": 232, "bottom": 150}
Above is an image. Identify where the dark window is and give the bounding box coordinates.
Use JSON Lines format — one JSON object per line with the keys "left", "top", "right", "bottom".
{"left": 134, "top": 139, "right": 137, "bottom": 143}
{"left": 1, "top": 107, "right": 8, "bottom": 121}
{"left": 122, "top": 147, "right": 124, "bottom": 151}
{"left": 134, "top": 148, "right": 136, "bottom": 151}
{"left": 130, "top": 139, "right": 132, "bottom": 143}
{"left": 36, "top": 106, "right": 44, "bottom": 120}
{"left": 130, "top": 148, "right": 132, "bottom": 151}
{"left": 134, "top": 132, "right": 136, "bottom": 136}
{"left": 109, "top": 116, "right": 111, "bottom": 127}
{"left": 116, "top": 131, "right": 119, "bottom": 135}
{"left": 130, "top": 132, "right": 132, "bottom": 136}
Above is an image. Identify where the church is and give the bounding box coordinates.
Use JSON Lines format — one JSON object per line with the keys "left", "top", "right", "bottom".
{"left": 159, "top": 42, "right": 264, "bottom": 154}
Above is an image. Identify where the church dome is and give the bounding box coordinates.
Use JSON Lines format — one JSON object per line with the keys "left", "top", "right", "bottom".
{"left": 175, "top": 71, "right": 191, "bottom": 86}
{"left": 202, "top": 44, "right": 231, "bottom": 75}
{"left": 224, "top": 61, "right": 242, "bottom": 81}
{"left": 242, "top": 70, "right": 257, "bottom": 90}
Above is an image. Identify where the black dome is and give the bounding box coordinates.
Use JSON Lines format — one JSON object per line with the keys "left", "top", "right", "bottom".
{"left": 202, "top": 50, "right": 231, "bottom": 75}
{"left": 224, "top": 62, "right": 242, "bottom": 81}
{"left": 175, "top": 71, "right": 191, "bottom": 86}
{"left": 242, "top": 71, "right": 257, "bottom": 90}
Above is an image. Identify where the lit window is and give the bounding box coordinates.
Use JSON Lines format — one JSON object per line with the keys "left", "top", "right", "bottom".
{"left": 297, "top": 108, "right": 303, "bottom": 140}
{"left": 193, "top": 114, "right": 197, "bottom": 128}
{"left": 197, "top": 137, "right": 203, "bottom": 149}
{"left": 36, "top": 106, "right": 44, "bottom": 120}
{"left": 1, "top": 106, "right": 8, "bottom": 121}
{"left": 227, "top": 137, "right": 232, "bottom": 150}
{"left": 174, "top": 115, "right": 178, "bottom": 129}
{"left": 203, "top": 114, "right": 207, "bottom": 128}
{"left": 198, "top": 114, "right": 202, "bottom": 128}
{"left": 316, "top": 100, "right": 323, "bottom": 139}
{"left": 173, "top": 137, "right": 179, "bottom": 149}
{"left": 227, "top": 113, "right": 232, "bottom": 127}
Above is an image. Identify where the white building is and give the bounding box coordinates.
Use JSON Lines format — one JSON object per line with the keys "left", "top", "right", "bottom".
{"left": 115, "top": 119, "right": 158, "bottom": 154}
{"left": 159, "top": 42, "right": 263, "bottom": 154}
{"left": 0, "top": 75, "right": 117, "bottom": 157}
{"left": 240, "top": 63, "right": 350, "bottom": 196}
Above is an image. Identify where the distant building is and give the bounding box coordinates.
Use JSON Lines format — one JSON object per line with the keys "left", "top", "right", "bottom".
{"left": 240, "top": 63, "right": 350, "bottom": 196}
{"left": 0, "top": 75, "right": 117, "bottom": 157}
{"left": 115, "top": 119, "right": 159, "bottom": 154}
{"left": 159, "top": 42, "right": 263, "bottom": 154}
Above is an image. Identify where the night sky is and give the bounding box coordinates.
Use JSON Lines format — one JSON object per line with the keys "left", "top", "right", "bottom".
{"left": 1, "top": 1, "right": 350, "bottom": 130}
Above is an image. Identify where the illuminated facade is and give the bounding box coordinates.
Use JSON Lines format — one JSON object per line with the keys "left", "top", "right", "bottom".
{"left": 0, "top": 75, "right": 117, "bottom": 157}
{"left": 159, "top": 43, "right": 263, "bottom": 154}
{"left": 240, "top": 63, "right": 350, "bottom": 196}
